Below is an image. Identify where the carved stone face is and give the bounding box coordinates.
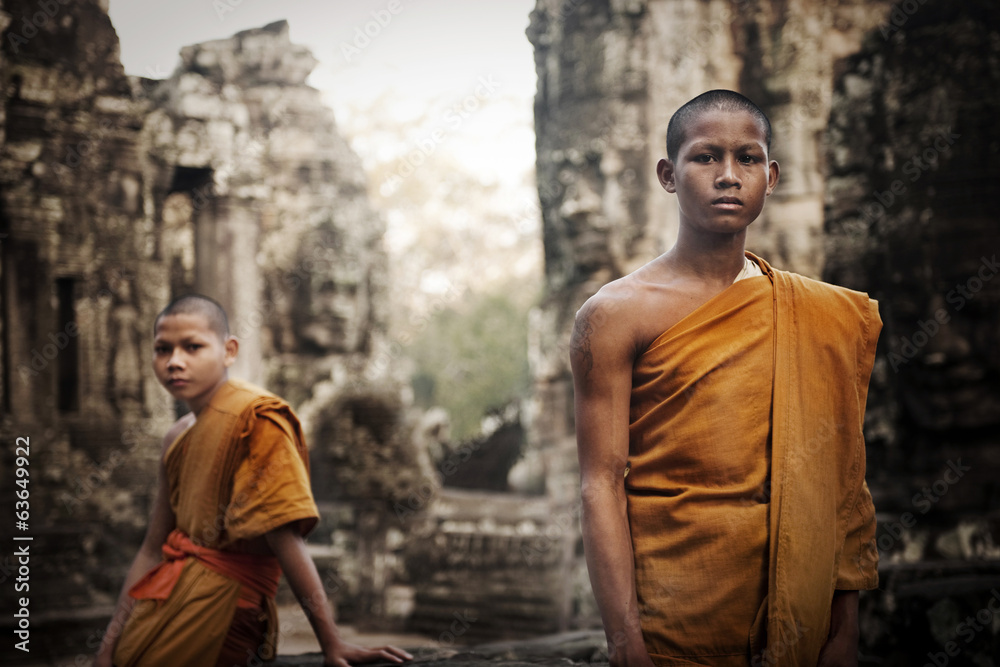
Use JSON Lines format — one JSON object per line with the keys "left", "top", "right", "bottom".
{"left": 558, "top": 172, "right": 612, "bottom": 272}
{"left": 299, "top": 275, "right": 354, "bottom": 353}
{"left": 293, "top": 227, "right": 363, "bottom": 355}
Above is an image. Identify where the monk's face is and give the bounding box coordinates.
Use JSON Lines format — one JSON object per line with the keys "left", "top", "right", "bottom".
{"left": 152, "top": 313, "right": 237, "bottom": 414}
{"left": 658, "top": 108, "right": 779, "bottom": 236}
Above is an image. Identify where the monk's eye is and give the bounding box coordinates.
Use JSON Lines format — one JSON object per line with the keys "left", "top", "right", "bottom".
{"left": 154, "top": 346, "right": 169, "bottom": 355}
{"left": 694, "top": 154, "right": 715, "bottom": 163}
{"left": 186, "top": 344, "right": 202, "bottom": 352}
{"left": 740, "top": 154, "right": 760, "bottom": 164}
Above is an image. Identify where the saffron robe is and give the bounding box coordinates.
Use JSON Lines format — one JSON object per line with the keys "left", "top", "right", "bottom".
{"left": 626, "top": 253, "right": 880, "bottom": 666}
{"left": 114, "top": 379, "right": 319, "bottom": 667}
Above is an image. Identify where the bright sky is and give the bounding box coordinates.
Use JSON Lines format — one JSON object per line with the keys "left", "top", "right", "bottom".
{"left": 108, "top": 0, "right": 538, "bottom": 190}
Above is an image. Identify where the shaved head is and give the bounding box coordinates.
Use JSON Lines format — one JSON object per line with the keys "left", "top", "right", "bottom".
{"left": 666, "top": 89, "right": 772, "bottom": 162}
{"left": 154, "top": 294, "right": 229, "bottom": 340}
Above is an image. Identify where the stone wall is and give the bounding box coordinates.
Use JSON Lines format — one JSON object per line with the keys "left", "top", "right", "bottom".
{"left": 528, "top": 0, "right": 1000, "bottom": 661}
{"left": 140, "top": 19, "right": 391, "bottom": 396}
{"left": 0, "top": 4, "right": 168, "bottom": 649}
{"left": 0, "top": 1, "right": 422, "bottom": 658}
{"left": 405, "top": 489, "right": 582, "bottom": 640}
{"left": 823, "top": 0, "right": 1000, "bottom": 661}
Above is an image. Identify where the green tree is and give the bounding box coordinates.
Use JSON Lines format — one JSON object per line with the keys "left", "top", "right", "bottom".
{"left": 408, "top": 290, "right": 532, "bottom": 441}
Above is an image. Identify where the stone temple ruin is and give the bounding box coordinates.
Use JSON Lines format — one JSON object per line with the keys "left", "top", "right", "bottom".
{"left": 0, "top": 0, "right": 577, "bottom": 658}
{"left": 526, "top": 0, "right": 1000, "bottom": 661}
{"left": 0, "top": 0, "right": 998, "bottom": 664}
{"left": 0, "top": 0, "right": 420, "bottom": 649}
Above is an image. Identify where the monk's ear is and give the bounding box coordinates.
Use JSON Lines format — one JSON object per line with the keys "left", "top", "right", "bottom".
{"left": 656, "top": 158, "right": 677, "bottom": 193}
{"left": 223, "top": 336, "right": 238, "bottom": 367}
{"left": 765, "top": 159, "right": 780, "bottom": 196}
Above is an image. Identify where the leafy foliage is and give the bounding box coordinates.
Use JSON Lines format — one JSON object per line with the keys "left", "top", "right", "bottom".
{"left": 407, "top": 290, "right": 533, "bottom": 441}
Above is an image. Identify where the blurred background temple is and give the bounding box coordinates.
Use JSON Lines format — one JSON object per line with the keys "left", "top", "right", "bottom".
{"left": 0, "top": 0, "right": 998, "bottom": 664}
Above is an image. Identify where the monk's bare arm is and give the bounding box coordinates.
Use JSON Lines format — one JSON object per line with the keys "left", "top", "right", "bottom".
{"left": 95, "top": 415, "right": 188, "bottom": 666}
{"left": 818, "top": 590, "right": 859, "bottom": 666}
{"left": 571, "top": 294, "right": 655, "bottom": 667}
{"left": 265, "top": 525, "right": 412, "bottom": 667}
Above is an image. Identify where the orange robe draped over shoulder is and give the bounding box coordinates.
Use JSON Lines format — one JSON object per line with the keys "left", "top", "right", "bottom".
{"left": 114, "top": 379, "right": 319, "bottom": 667}
{"left": 626, "top": 253, "right": 880, "bottom": 667}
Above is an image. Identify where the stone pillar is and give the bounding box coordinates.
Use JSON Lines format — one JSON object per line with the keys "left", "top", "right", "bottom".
{"left": 201, "top": 197, "right": 262, "bottom": 385}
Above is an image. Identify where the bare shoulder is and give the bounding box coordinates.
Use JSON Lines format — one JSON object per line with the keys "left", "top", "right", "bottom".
{"left": 574, "top": 274, "right": 646, "bottom": 338}
{"left": 572, "top": 256, "right": 700, "bottom": 372}
{"left": 161, "top": 412, "right": 195, "bottom": 454}
{"left": 572, "top": 270, "right": 665, "bottom": 369}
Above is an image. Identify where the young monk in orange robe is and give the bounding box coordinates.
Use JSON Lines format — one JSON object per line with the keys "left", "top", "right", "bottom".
{"left": 96, "top": 295, "right": 413, "bottom": 667}
{"left": 571, "top": 90, "right": 880, "bottom": 667}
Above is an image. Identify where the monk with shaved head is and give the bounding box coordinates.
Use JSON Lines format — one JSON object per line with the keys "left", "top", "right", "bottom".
{"left": 572, "top": 90, "right": 880, "bottom": 666}
{"left": 153, "top": 293, "right": 231, "bottom": 340}
{"left": 97, "top": 294, "right": 412, "bottom": 666}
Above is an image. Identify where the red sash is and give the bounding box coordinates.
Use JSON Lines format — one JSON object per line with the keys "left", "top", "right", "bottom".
{"left": 129, "top": 529, "right": 280, "bottom": 608}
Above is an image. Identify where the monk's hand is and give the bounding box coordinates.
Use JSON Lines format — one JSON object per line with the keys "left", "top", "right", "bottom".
{"left": 611, "top": 651, "right": 657, "bottom": 667}
{"left": 94, "top": 635, "right": 118, "bottom": 667}
{"left": 819, "top": 589, "right": 860, "bottom": 666}
{"left": 817, "top": 631, "right": 859, "bottom": 667}
{"left": 324, "top": 641, "right": 413, "bottom": 667}
{"left": 607, "top": 638, "right": 657, "bottom": 667}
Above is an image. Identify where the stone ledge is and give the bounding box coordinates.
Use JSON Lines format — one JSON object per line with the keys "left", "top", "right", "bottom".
{"left": 272, "top": 631, "right": 607, "bottom": 667}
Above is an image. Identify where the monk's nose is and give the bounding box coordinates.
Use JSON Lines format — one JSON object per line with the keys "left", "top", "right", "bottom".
{"left": 167, "top": 351, "right": 185, "bottom": 370}
{"left": 717, "top": 158, "right": 741, "bottom": 188}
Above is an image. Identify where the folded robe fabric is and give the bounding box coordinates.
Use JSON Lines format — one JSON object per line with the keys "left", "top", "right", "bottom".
{"left": 114, "top": 379, "right": 320, "bottom": 667}
{"left": 765, "top": 257, "right": 880, "bottom": 665}
{"left": 626, "top": 253, "right": 880, "bottom": 666}
{"left": 116, "top": 530, "right": 281, "bottom": 667}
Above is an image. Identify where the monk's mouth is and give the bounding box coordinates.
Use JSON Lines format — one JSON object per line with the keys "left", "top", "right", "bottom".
{"left": 712, "top": 197, "right": 743, "bottom": 206}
